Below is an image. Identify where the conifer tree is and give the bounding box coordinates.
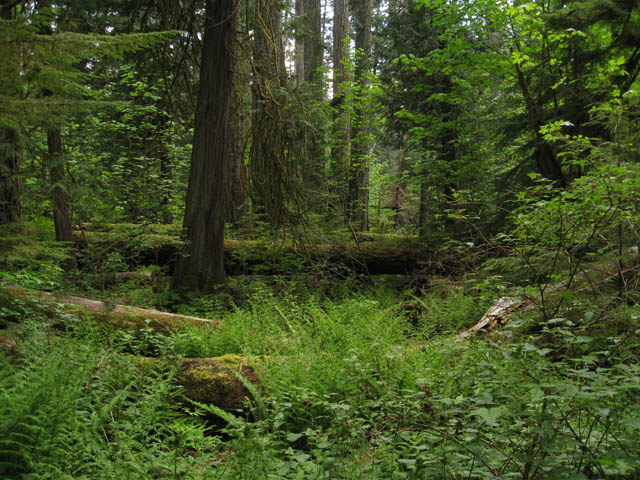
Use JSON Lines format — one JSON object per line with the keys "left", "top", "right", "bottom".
{"left": 171, "top": 0, "right": 237, "bottom": 290}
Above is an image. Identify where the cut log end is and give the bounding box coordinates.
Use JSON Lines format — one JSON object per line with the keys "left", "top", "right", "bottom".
{"left": 178, "top": 355, "right": 259, "bottom": 411}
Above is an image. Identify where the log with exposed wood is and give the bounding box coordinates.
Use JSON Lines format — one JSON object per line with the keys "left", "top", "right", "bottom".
{"left": 72, "top": 231, "right": 454, "bottom": 275}
{"left": 459, "top": 297, "right": 533, "bottom": 338}
{"left": 0, "top": 285, "right": 219, "bottom": 332}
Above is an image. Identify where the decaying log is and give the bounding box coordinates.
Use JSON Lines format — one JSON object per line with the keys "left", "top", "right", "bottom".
{"left": 0, "top": 285, "right": 219, "bottom": 332}
{"left": 72, "top": 231, "right": 451, "bottom": 275}
{"left": 459, "top": 297, "right": 531, "bottom": 338}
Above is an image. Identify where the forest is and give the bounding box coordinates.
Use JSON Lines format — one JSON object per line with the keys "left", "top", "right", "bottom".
{"left": 1, "top": 0, "right": 639, "bottom": 478}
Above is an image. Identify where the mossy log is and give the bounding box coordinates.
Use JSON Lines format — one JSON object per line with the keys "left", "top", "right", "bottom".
{"left": 0, "top": 285, "right": 219, "bottom": 332}
{"left": 136, "top": 354, "right": 259, "bottom": 411}
{"left": 0, "top": 333, "right": 256, "bottom": 410}
{"left": 73, "top": 231, "right": 449, "bottom": 275}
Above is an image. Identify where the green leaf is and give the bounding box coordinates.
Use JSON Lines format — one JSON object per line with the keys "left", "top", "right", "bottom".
{"left": 286, "top": 432, "right": 304, "bottom": 442}
{"left": 471, "top": 407, "right": 504, "bottom": 427}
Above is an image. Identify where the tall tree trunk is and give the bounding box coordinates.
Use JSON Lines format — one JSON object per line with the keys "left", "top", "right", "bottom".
{"left": 171, "top": 0, "right": 237, "bottom": 291}
{"left": 250, "top": 0, "right": 287, "bottom": 225}
{"left": 330, "top": 0, "right": 350, "bottom": 213}
{"left": 348, "top": 0, "right": 372, "bottom": 232}
{"left": 0, "top": 3, "right": 21, "bottom": 225}
{"left": 303, "top": 0, "right": 322, "bottom": 85}
{"left": 47, "top": 128, "right": 77, "bottom": 270}
{"left": 295, "top": 0, "right": 305, "bottom": 85}
{"left": 294, "top": 0, "right": 324, "bottom": 209}
{"left": 225, "top": 10, "right": 250, "bottom": 228}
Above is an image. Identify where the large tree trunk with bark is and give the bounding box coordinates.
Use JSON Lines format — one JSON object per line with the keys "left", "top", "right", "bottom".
{"left": 0, "top": 4, "right": 22, "bottom": 225}
{"left": 171, "top": 0, "right": 237, "bottom": 292}
{"left": 330, "top": 0, "right": 350, "bottom": 212}
{"left": 47, "top": 128, "right": 77, "bottom": 270}
{"left": 295, "top": 0, "right": 306, "bottom": 85}
{"left": 250, "top": 0, "right": 289, "bottom": 225}
{"left": 303, "top": 0, "right": 322, "bottom": 85}
{"left": 47, "top": 129, "right": 73, "bottom": 243}
{"left": 348, "top": 0, "right": 373, "bottom": 232}
{"left": 226, "top": 20, "right": 250, "bottom": 228}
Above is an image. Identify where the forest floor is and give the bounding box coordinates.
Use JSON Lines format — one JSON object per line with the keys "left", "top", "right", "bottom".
{"left": 1, "top": 220, "right": 639, "bottom": 479}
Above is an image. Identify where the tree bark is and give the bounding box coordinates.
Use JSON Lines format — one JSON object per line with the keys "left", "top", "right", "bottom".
{"left": 0, "top": 4, "right": 22, "bottom": 225}
{"left": 303, "top": 0, "right": 322, "bottom": 85}
{"left": 47, "top": 129, "right": 73, "bottom": 243}
{"left": 249, "top": 0, "right": 288, "bottom": 224}
{"left": 330, "top": 0, "right": 350, "bottom": 211}
{"left": 171, "top": 0, "right": 237, "bottom": 292}
{"left": 295, "top": 0, "right": 305, "bottom": 85}
{"left": 348, "top": 0, "right": 373, "bottom": 232}
{"left": 226, "top": 21, "right": 250, "bottom": 228}
{"left": 47, "top": 128, "right": 77, "bottom": 270}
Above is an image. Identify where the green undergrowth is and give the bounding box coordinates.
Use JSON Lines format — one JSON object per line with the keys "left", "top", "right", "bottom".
{"left": 0, "top": 220, "right": 71, "bottom": 291}
{"left": 0, "top": 311, "right": 220, "bottom": 479}
{"left": 2, "top": 273, "right": 640, "bottom": 478}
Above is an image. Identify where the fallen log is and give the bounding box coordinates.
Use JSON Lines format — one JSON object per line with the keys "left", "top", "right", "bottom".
{"left": 73, "top": 231, "right": 453, "bottom": 275}
{"left": 459, "top": 297, "right": 531, "bottom": 338}
{"left": 0, "top": 285, "right": 219, "bottom": 332}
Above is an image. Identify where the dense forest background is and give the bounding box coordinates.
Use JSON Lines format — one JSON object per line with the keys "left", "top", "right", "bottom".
{"left": 1, "top": 0, "right": 640, "bottom": 478}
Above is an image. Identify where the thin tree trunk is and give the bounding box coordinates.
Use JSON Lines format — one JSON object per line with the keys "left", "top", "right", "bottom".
{"left": 418, "top": 182, "right": 429, "bottom": 238}
{"left": 151, "top": 112, "right": 173, "bottom": 225}
{"left": 159, "top": 152, "right": 173, "bottom": 224}
{"left": 171, "top": 0, "right": 236, "bottom": 291}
